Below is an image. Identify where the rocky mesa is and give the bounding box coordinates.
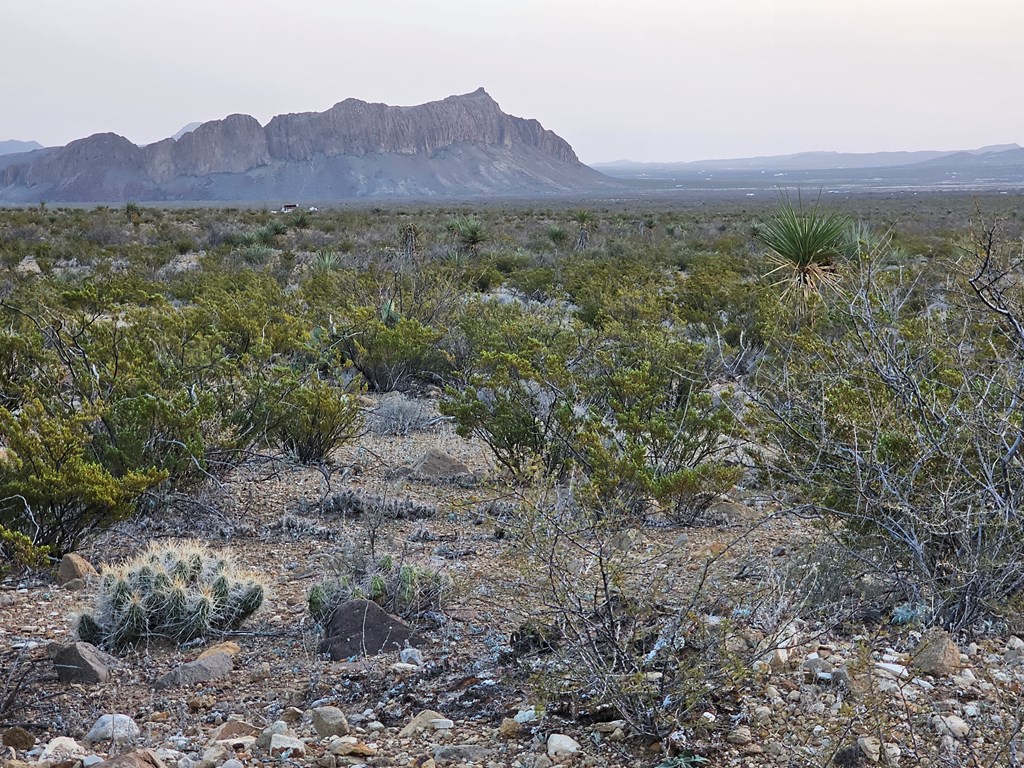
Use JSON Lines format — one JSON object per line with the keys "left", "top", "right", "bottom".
{"left": 0, "top": 89, "right": 608, "bottom": 202}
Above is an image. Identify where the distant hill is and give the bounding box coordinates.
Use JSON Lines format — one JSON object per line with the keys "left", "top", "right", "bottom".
{"left": 0, "top": 139, "right": 43, "bottom": 156}
{"left": 593, "top": 144, "right": 1024, "bottom": 194}
{"left": 594, "top": 145, "right": 1024, "bottom": 174}
{"left": 0, "top": 90, "right": 610, "bottom": 203}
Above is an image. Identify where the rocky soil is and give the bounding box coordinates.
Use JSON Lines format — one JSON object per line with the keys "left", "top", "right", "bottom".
{"left": 3, "top": 393, "right": 1024, "bottom": 768}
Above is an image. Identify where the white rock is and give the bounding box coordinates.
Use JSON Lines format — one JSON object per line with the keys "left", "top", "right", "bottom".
{"left": 873, "top": 662, "right": 908, "bottom": 679}
{"left": 429, "top": 718, "right": 455, "bottom": 730}
{"left": 270, "top": 733, "right": 306, "bottom": 757}
{"left": 84, "top": 714, "right": 140, "bottom": 745}
{"left": 40, "top": 737, "right": 88, "bottom": 761}
{"left": 932, "top": 714, "right": 970, "bottom": 738}
{"left": 547, "top": 733, "right": 581, "bottom": 756}
{"left": 858, "top": 735, "right": 881, "bottom": 763}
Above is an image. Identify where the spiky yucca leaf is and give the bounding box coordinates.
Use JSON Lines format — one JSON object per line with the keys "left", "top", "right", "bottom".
{"left": 755, "top": 199, "right": 850, "bottom": 302}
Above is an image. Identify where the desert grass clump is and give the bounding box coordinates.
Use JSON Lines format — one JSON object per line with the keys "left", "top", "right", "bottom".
{"left": 75, "top": 540, "right": 265, "bottom": 650}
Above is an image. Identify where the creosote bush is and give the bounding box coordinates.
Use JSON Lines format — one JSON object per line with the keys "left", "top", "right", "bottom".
{"left": 76, "top": 540, "right": 265, "bottom": 650}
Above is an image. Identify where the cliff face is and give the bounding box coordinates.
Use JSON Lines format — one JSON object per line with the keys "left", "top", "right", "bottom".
{"left": 0, "top": 90, "right": 601, "bottom": 202}
{"left": 264, "top": 88, "right": 579, "bottom": 164}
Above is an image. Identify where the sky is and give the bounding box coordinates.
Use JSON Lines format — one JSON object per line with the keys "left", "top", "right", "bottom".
{"left": 2, "top": 0, "right": 1022, "bottom": 163}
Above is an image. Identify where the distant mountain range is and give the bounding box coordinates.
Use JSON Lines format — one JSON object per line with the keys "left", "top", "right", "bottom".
{"left": 0, "top": 90, "right": 608, "bottom": 203}
{"left": 0, "top": 139, "right": 43, "bottom": 156}
{"left": 594, "top": 144, "right": 1024, "bottom": 174}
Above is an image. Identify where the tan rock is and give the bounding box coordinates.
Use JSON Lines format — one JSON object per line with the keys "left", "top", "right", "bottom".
{"left": 210, "top": 720, "right": 260, "bottom": 743}
{"left": 913, "top": 628, "right": 961, "bottom": 676}
{"left": 858, "top": 735, "right": 881, "bottom": 763}
{"left": 198, "top": 641, "right": 241, "bottom": 660}
{"left": 400, "top": 710, "right": 448, "bottom": 738}
{"left": 57, "top": 553, "right": 96, "bottom": 585}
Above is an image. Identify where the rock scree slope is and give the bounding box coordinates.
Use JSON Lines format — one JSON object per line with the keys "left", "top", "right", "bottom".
{"left": 0, "top": 89, "right": 609, "bottom": 202}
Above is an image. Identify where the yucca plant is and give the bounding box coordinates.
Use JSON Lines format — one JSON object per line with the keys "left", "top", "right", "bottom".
{"left": 755, "top": 197, "right": 850, "bottom": 303}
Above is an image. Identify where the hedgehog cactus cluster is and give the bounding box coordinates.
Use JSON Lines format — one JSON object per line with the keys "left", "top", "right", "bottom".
{"left": 76, "top": 540, "right": 265, "bottom": 650}
{"left": 308, "top": 553, "right": 448, "bottom": 624}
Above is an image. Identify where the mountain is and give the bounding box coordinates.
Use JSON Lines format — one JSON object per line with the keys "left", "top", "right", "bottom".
{"left": 172, "top": 122, "right": 202, "bottom": 140}
{"left": 0, "top": 89, "right": 608, "bottom": 203}
{"left": 0, "top": 139, "right": 43, "bottom": 156}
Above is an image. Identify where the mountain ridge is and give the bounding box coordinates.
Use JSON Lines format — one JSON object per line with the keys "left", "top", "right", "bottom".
{"left": 0, "top": 90, "right": 605, "bottom": 202}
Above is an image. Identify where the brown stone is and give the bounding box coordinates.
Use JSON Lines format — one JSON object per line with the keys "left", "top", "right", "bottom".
{"left": 2, "top": 726, "right": 35, "bottom": 750}
{"left": 57, "top": 553, "right": 96, "bottom": 585}
{"left": 913, "top": 628, "right": 961, "bottom": 676}
{"left": 210, "top": 720, "right": 260, "bottom": 743}
{"left": 408, "top": 448, "right": 473, "bottom": 483}
{"left": 54, "top": 642, "right": 114, "bottom": 684}
{"left": 319, "top": 599, "right": 419, "bottom": 660}
{"left": 91, "top": 750, "right": 167, "bottom": 768}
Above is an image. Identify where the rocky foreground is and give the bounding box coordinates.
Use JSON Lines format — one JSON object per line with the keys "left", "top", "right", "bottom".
{"left": 4, "top": 397, "right": 1024, "bottom": 767}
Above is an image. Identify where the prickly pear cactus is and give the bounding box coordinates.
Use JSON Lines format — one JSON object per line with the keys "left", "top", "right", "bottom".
{"left": 74, "top": 540, "right": 265, "bottom": 651}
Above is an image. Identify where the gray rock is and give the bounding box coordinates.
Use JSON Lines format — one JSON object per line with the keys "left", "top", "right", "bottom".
{"left": 55, "top": 642, "right": 114, "bottom": 684}
{"left": 154, "top": 652, "right": 233, "bottom": 689}
{"left": 400, "top": 646, "right": 424, "bottom": 666}
{"left": 726, "top": 725, "right": 752, "bottom": 746}
{"left": 220, "top": 760, "right": 243, "bottom": 768}
{"left": 256, "top": 721, "right": 290, "bottom": 751}
{"left": 84, "top": 714, "right": 140, "bottom": 746}
{"left": 433, "top": 744, "right": 493, "bottom": 764}
{"left": 312, "top": 707, "right": 349, "bottom": 738}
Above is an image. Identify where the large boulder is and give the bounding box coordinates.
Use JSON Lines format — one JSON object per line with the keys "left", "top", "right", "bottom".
{"left": 54, "top": 642, "right": 114, "bottom": 684}
{"left": 320, "top": 599, "right": 419, "bottom": 660}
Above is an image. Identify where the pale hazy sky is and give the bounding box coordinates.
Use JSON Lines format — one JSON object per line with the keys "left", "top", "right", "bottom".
{"left": 3, "top": 1, "right": 1022, "bottom": 163}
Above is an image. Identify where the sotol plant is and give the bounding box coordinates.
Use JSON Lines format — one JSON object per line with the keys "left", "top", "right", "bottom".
{"left": 75, "top": 540, "right": 265, "bottom": 650}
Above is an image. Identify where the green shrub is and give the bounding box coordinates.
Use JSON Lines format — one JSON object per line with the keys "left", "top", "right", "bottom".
{"left": 342, "top": 313, "right": 451, "bottom": 392}
{"left": 0, "top": 525, "right": 51, "bottom": 578}
{"left": 0, "top": 400, "right": 165, "bottom": 555}
{"left": 76, "top": 540, "right": 264, "bottom": 650}
{"left": 265, "top": 375, "right": 363, "bottom": 463}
